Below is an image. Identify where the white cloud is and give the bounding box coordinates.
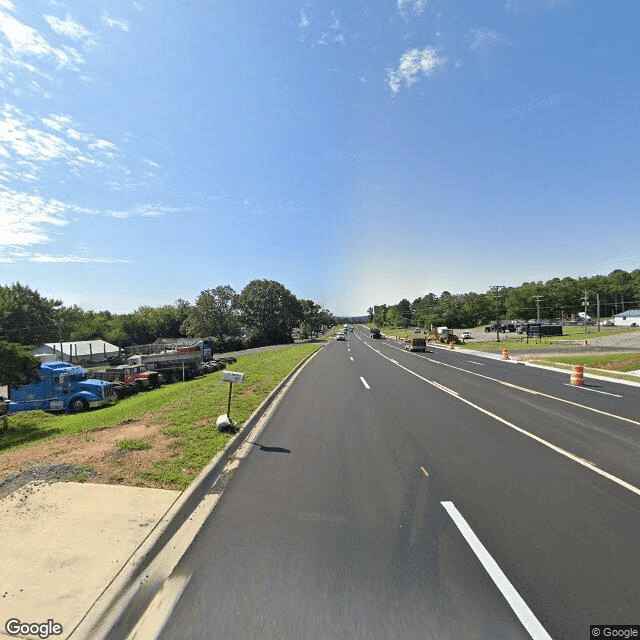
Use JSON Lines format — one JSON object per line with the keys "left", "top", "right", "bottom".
{"left": 387, "top": 46, "right": 445, "bottom": 93}
{"left": 105, "top": 203, "right": 192, "bottom": 219}
{"left": 0, "top": 188, "right": 69, "bottom": 249}
{"left": 465, "top": 27, "right": 511, "bottom": 68}
{"left": 318, "top": 11, "right": 346, "bottom": 46}
{"left": 397, "top": 0, "right": 428, "bottom": 17}
{"left": 29, "top": 253, "right": 129, "bottom": 263}
{"left": 41, "top": 113, "right": 73, "bottom": 131}
{"left": 0, "top": 0, "right": 15, "bottom": 11}
{"left": 90, "top": 138, "right": 118, "bottom": 153}
{"left": 0, "top": 10, "right": 84, "bottom": 69}
{"left": 142, "top": 157, "right": 160, "bottom": 168}
{"left": 101, "top": 13, "right": 129, "bottom": 32}
{"left": 0, "top": 104, "right": 80, "bottom": 162}
{"left": 43, "top": 14, "right": 95, "bottom": 45}
{"left": 299, "top": 8, "right": 310, "bottom": 29}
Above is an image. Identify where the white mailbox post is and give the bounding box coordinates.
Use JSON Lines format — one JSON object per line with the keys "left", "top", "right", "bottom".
{"left": 217, "top": 371, "right": 246, "bottom": 431}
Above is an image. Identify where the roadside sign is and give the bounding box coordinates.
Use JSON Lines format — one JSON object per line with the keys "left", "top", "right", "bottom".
{"left": 222, "top": 371, "right": 245, "bottom": 384}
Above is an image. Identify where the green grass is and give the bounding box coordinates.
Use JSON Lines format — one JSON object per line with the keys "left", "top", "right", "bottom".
{"left": 117, "top": 439, "right": 151, "bottom": 451}
{"left": 533, "top": 352, "right": 640, "bottom": 373}
{"left": 529, "top": 361, "right": 640, "bottom": 383}
{"left": 1, "top": 343, "right": 323, "bottom": 489}
{"left": 64, "top": 464, "right": 96, "bottom": 483}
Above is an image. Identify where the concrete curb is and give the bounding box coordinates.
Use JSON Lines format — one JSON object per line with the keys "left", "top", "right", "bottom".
{"left": 68, "top": 345, "right": 325, "bottom": 640}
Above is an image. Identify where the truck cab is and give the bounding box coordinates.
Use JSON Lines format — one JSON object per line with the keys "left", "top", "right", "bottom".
{"left": 8, "top": 362, "right": 117, "bottom": 413}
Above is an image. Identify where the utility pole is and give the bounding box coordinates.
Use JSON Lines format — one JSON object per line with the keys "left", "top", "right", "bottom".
{"left": 597, "top": 293, "right": 601, "bottom": 332}
{"left": 492, "top": 285, "right": 506, "bottom": 342}
{"left": 581, "top": 289, "right": 589, "bottom": 334}
{"left": 534, "top": 295, "right": 543, "bottom": 322}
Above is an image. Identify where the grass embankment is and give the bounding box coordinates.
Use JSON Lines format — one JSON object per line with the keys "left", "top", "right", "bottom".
{"left": 0, "top": 343, "right": 322, "bottom": 488}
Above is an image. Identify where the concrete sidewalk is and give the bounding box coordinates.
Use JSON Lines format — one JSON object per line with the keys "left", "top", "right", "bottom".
{"left": 0, "top": 482, "right": 179, "bottom": 640}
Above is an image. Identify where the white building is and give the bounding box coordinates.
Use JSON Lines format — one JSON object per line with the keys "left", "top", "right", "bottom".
{"left": 613, "top": 309, "right": 640, "bottom": 327}
{"left": 32, "top": 340, "right": 120, "bottom": 363}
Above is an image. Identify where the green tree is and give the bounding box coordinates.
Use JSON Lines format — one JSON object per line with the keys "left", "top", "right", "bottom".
{"left": 181, "top": 286, "right": 241, "bottom": 347}
{"left": 300, "top": 300, "right": 332, "bottom": 338}
{"left": 0, "top": 283, "right": 62, "bottom": 345}
{"left": 238, "top": 280, "right": 303, "bottom": 346}
{"left": 0, "top": 340, "right": 40, "bottom": 386}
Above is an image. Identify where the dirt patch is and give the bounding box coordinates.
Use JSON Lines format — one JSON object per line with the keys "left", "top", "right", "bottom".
{"left": 593, "top": 357, "right": 640, "bottom": 371}
{"left": 0, "top": 414, "right": 182, "bottom": 497}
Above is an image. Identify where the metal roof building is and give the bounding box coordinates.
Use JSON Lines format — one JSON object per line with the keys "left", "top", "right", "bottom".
{"left": 613, "top": 309, "right": 640, "bottom": 327}
{"left": 31, "top": 340, "right": 120, "bottom": 363}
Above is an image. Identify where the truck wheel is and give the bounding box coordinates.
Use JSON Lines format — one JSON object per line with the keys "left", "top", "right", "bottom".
{"left": 135, "top": 380, "right": 145, "bottom": 392}
{"left": 69, "top": 398, "right": 88, "bottom": 413}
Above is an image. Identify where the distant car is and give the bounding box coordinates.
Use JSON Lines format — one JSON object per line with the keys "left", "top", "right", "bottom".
{"left": 460, "top": 331, "right": 472, "bottom": 340}
{"left": 336, "top": 332, "right": 347, "bottom": 341}
{"left": 405, "top": 338, "right": 426, "bottom": 352}
{"left": 414, "top": 328, "right": 421, "bottom": 333}
{"left": 369, "top": 328, "right": 381, "bottom": 339}
{"left": 602, "top": 320, "right": 614, "bottom": 326}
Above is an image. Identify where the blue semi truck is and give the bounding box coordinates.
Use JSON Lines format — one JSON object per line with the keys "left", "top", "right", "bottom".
{"left": 6, "top": 361, "right": 118, "bottom": 413}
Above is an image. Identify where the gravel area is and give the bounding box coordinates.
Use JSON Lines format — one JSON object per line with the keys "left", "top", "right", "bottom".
{"left": 0, "top": 462, "right": 81, "bottom": 500}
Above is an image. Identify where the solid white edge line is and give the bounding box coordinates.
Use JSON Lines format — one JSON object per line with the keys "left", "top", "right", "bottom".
{"left": 563, "top": 384, "right": 623, "bottom": 398}
{"left": 441, "top": 501, "right": 553, "bottom": 640}
{"left": 360, "top": 376, "right": 371, "bottom": 390}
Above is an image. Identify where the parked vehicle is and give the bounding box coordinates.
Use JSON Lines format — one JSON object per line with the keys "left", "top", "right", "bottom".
{"left": 369, "top": 328, "right": 382, "bottom": 339}
{"left": 405, "top": 338, "right": 427, "bottom": 352}
{"left": 7, "top": 361, "right": 117, "bottom": 413}
{"left": 436, "top": 327, "right": 453, "bottom": 340}
{"left": 92, "top": 364, "right": 160, "bottom": 398}
{"left": 127, "top": 349, "right": 204, "bottom": 383}
{"left": 336, "top": 332, "right": 347, "bottom": 341}
{"left": 460, "top": 331, "right": 472, "bottom": 340}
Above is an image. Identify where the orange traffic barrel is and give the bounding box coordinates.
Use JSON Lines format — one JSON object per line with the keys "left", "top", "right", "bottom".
{"left": 570, "top": 365, "right": 584, "bottom": 386}
{"left": 502, "top": 348, "right": 510, "bottom": 360}
{"left": 449, "top": 341, "right": 454, "bottom": 349}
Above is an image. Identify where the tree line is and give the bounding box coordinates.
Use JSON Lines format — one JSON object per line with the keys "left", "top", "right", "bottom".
{"left": 369, "top": 268, "right": 640, "bottom": 330}
{"left": 0, "top": 280, "right": 334, "bottom": 385}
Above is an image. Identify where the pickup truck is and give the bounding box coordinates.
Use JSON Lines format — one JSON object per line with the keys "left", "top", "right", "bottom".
{"left": 405, "top": 338, "right": 427, "bottom": 352}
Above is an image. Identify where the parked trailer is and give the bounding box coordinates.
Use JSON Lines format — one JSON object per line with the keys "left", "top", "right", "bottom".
{"left": 7, "top": 361, "right": 117, "bottom": 413}
{"left": 127, "top": 351, "right": 201, "bottom": 383}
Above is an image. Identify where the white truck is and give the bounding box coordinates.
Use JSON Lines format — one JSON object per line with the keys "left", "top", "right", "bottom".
{"left": 436, "top": 326, "right": 453, "bottom": 339}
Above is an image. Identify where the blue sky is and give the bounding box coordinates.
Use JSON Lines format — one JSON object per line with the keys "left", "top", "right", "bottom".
{"left": 1, "top": 0, "right": 638, "bottom": 317}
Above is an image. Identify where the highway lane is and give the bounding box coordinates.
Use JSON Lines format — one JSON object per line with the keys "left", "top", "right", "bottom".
{"left": 135, "top": 333, "right": 639, "bottom": 640}
{"left": 356, "top": 329, "right": 640, "bottom": 494}
{"left": 361, "top": 327, "right": 640, "bottom": 422}
{"left": 346, "top": 332, "right": 640, "bottom": 634}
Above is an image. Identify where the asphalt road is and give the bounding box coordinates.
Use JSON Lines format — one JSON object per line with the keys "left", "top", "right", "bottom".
{"left": 133, "top": 327, "right": 640, "bottom": 640}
